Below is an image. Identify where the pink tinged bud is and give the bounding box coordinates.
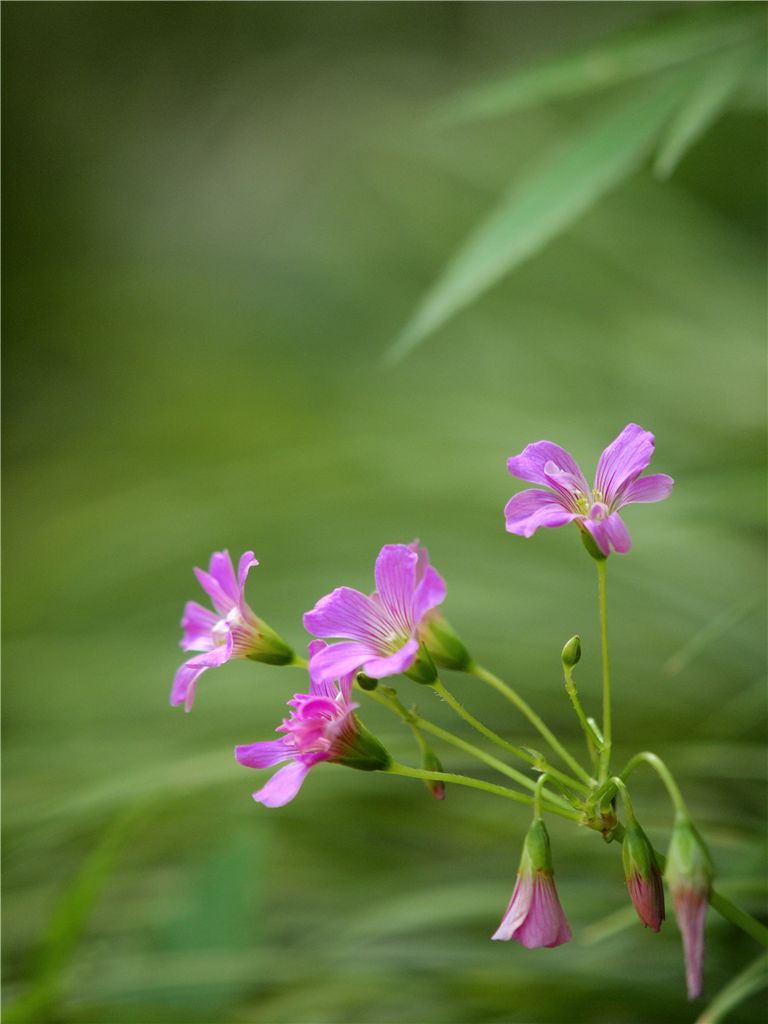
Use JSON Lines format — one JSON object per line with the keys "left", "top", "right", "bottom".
{"left": 421, "top": 747, "right": 446, "bottom": 801}
{"left": 492, "top": 819, "right": 572, "bottom": 949}
{"left": 665, "top": 814, "right": 714, "bottom": 1000}
{"left": 622, "top": 821, "right": 665, "bottom": 932}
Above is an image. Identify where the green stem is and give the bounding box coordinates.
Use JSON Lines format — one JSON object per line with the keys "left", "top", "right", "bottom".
{"left": 609, "top": 775, "right": 636, "bottom": 823}
{"left": 386, "top": 762, "right": 581, "bottom": 821}
{"left": 597, "top": 559, "right": 612, "bottom": 785}
{"left": 533, "top": 773, "right": 548, "bottom": 820}
{"left": 563, "top": 662, "right": 599, "bottom": 768}
{"left": 290, "top": 655, "right": 308, "bottom": 669}
{"left": 432, "top": 678, "right": 589, "bottom": 794}
{"left": 620, "top": 751, "right": 689, "bottom": 817}
{"left": 467, "top": 663, "right": 592, "bottom": 786}
{"left": 363, "top": 686, "right": 576, "bottom": 814}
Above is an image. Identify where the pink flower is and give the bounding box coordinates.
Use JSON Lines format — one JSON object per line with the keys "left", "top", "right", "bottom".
{"left": 171, "top": 550, "right": 293, "bottom": 711}
{"left": 235, "top": 642, "right": 390, "bottom": 807}
{"left": 505, "top": 423, "right": 673, "bottom": 556}
{"left": 492, "top": 819, "right": 572, "bottom": 949}
{"left": 303, "top": 543, "right": 446, "bottom": 685}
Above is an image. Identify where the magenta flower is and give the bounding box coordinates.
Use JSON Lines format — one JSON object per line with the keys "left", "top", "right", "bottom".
{"left": 235, "top": 642, "right": 390, "bottom": 807}
{"left": 505, "top": 423, "right": 673, "bottom": 556}
{"left": 492, "top": 819, "right": 572, "bottom": 949}
{"left": 303, "top": 543, "right": 446, "bottom": 685}
{"left": 171, "top": 550, "right": 293, "bottom": 712}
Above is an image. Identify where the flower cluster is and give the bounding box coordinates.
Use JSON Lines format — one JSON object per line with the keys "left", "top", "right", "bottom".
{"left": 167, "top": 424, "right": 740, "bottom": 1002}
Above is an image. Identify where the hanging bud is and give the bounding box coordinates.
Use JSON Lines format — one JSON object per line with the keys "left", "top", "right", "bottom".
{"left": 665, "top": 814, "right": 713, "bottom": 999}
{"left": 622, "top": 820, "right": 665, "bottom": 932}
{"left": 418, "top": 611, "right": 472, "bottom": 672}
{"left": 355, "top": 672, "right": 379, "bottom": 691}
{"left": 420, "top": 746, "right": 446, "bottom": 801}
{"left": 492, "top": 819, "right": 572, "bottom": 948}
{"left": 404, "top": 643, "right": 438, "bottom": 685}
{"left": 561, "top": 635, "right": 581, "bottom": 668}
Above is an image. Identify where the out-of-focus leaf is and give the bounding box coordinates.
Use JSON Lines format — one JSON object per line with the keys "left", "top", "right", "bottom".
{"left": 385, "top": 68, "right": 702, "bottom": 364}
{"left": 436, "top": 8, "right": 762, "bottom": 124}
{"left": 696, "top": 951, "right": 768, "bottom": 1024}
{"left": 654, "top": 41, "right": 765, "bottom": 179}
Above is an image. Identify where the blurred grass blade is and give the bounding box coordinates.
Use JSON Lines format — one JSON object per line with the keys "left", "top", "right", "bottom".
{"left": 4, "top": 805, "right": 151, "bottom": 1024}
{"left": 580, "top": 904, "right": 639, "bottom": 945}
{"left": 695, "top": 951, "right": 768, "bottom": 1024}
{"left": 654, "top": 41, "right": 765, "bottom": 179}
{"left": 437, "top": 8, "right": 762, "bottom": 123}
{"left": 385, "top": 69, "right": 701, "bottom": 365}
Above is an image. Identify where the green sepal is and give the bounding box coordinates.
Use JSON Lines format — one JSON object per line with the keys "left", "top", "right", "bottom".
{"left": 520, "top": 818, "right": 554, "bottom": 874}
{"left": 622, "top": 820, "right": 661, "bottom": 883}
{"left": 561, "top": 635, "right": 582, "bottom": 668}
{"left": 578, "top": 525, "right": 607, "bottom": 562}
{"left": 419, "top": 613, "right": 472, "bottom": 672}
{"left": 665, "top": 813, "right": 714, "bottom": 894}
{"left": 330, "top": 719, "right": 391, "bottom": 773}
{"left": 405, "top": 643, "right": 438, "bottom": 685}
{"left": 245, "top": 622, "right": 295, "bottom": 666}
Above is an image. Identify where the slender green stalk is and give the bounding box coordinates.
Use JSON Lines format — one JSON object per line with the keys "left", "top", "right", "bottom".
{"left": 620, "top": 751, "right": 689, "bottom": 816}
{"left": 467, "top": 662, "right": 592, "bottom": 785}
{"left": 362, "top": 685, "right": 576, "bottom": 814}
{"left": 596, "top": 559, "right": 612, "bottom": 784}
{"left": 533, "top": 772, "right": 548, "bottom": 819}
{"left": 563, "top": 662, "right": 598, "bottom": 768}
{"left": 290, "top": 655, "right": 308, "bottom": 669}
{"left": 386, "top": 762, "right": 582, "bottom": 821}
{"left": 609, "top": 775, "right": 636, "bottom": 823}
{"left": 433, "top": 678, "right": 589, "bottom": 793}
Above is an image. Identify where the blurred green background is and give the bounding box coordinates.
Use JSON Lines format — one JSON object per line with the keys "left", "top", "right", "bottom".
{"left": 3, "top": 3, "right": 766, "bottom": 1022}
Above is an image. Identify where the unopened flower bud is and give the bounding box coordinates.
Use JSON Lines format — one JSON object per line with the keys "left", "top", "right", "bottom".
{"left": 622, "top": 820, "right": 665, "bottom": 932}
{"left": 356, "top": 672, "right": 379, "bottom": 691}
{"left": 561, "top": 635, "right": 581, "bottom": 668}
{"left": 404, "top": 643, "right": 438, "bottom": 685}
{"left": 665, "top": 814, "right": 713, "bottom": 1000}
{"left": 420, "top": 747, "right": 446, "bottom": 800}
{"left": 418, "top": 612, "right": 472, "bottom": 672}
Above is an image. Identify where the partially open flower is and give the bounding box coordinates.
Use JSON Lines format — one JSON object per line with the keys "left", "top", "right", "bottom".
{"left": 665, "top": 814, "right": 713, "bottom": 999}
{"left": 235, "top": 642, "right": 390, "bottom": 807}
{"left": 622, "top": 819, "right": 665, "bottom": 932}
{"left": 303, "top": 544, "right": 446, "bottom": 685}
{"left": 492, "top": 819, "right": 572, "bottom": 948}
{"left": 170, "top": 550, "right": 294, "bottom": 711}
{"left": 505, "top": 424, "right": 673, "bottom": 556}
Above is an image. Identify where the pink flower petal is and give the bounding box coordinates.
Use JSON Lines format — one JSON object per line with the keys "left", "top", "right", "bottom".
{"left": 621, "top": 473, "right": 674, "bottom": 505}
{"left": 374, "top": 545, "right": 418, "bottom": 627}
{"left": 252, "top": 760, "right": 311, "bottom": 807}
{"left": 169, "top": 632, "right": 233, "bottom": 711}
{"left": 504, "top": 490, "right": 578, "bottom": 537}
{"left": 361, "top": 636, "right": 420, "bottom": 679}
{"left": 308, "top": 639, "right": 380, "bottom": 684}
{"left": 595, "top": 424, "right": 655, "bottom": 504}
{"left": 413, "top": 564, "right": 447, "bottom": 624}
{"left": 235, "top": 740, "right": 292, "bottom": 769}
{"left": 508, "top": 441, "right": 588, "bottom": 491}
{"left": 586, "top": 512, "right": 632, "bottom": 556}
{"left": 303, "top": 586, "right": 392, "bottom": 646}
{"left": 237, "top": 551, "right": 259, "bottom": 594}
{"left": 180, "top": 601, "right": 218, "bottom": 651}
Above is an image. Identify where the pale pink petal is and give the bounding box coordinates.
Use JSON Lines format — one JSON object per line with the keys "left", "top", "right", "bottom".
{"left": 374, "top": 545, "right": 418, "bottom": 627}
{"left": 586, "top": 512, "right": 632, "bottom": 556}
{"left": 308, "top": 639, "right": 379, "bottom": 684}
{"left": 413, "top": 564, "right": 447, "bottom": 623}
{"left": 194, "top": 567, "right": 236, "bottom": 616}
{"left": 252, "top": 760, "right": 311, "bottom": 807}
{"left": 169, "top": 632, "right": 234, "bottom": 711}
{"left": 620, "top": 473, "right": 674, "bottom": 505}
{"left": 307, "top": 640, "right": 340, "bottom": 699}
{"left": 361, "top": 637, "right": 420, "bottom": 679}
{"left": 237, "top": 551, "right": 259, "bottom": 594}
{"left": 338, "top": 669, "right": 356, "bottom": 703}
{"left": 673, "top": 890, "right": 707, "bottom": 1000}
{"left": 492, "top": 876, "right": 531, "bottom": 941}
{"left": 505, "top": 490, "right": 579, "bottom": 537}
{"left": 303, "top": 586, "right": 393, "bottom": 647}
{"left": 515, "top": 876, "right": 572, "bottom": 948}
{"left": 595, "top": 424, "right": 655, "bottom": 503}
{"left": 180, "top": 601, "right": 218, "bottom": 650}
{"left": 508, "top": 441, "right": 588, "bottom": 491}
{"left": 235, "top": 739, "right": 292, "bottom": 769}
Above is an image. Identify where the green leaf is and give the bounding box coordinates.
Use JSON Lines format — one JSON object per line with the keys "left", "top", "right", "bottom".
{"left": 437, "top": 8, "right": 763, "bottom": 124}
{"left": 654, "top": 41, "right": 766, "bottom": 179}
{"left": 385, "top": 68, "right": 703, "bottom": 365}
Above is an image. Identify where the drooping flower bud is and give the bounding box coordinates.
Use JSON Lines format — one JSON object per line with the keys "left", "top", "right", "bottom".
{"left": 418, "top": 611, "right": 472, "bottom": 672}
{"left": 665, "top": 814, "right": 713, "bottom": 999}
{"left": 492, "top": 819, "right": 572, "bottom": 948}
{"left": 561, "top": 635, "right": 581, "bottom": 668}
{"left": 622, "top": 820, "right": 665, "bottom": 932}
{"left": 420, "top": 746, "right": 446, "bottom": 801}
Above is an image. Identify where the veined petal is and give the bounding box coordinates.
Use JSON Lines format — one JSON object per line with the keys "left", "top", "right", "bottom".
{"left": 508, "top": 441, "right": 588, "bottom": 491}
{"left": 374, "top": 545, "right": 418, "bottom": 631}
{"left": 413, "top": 564, "right": 447, "bottom": 623}
{"left": 180, "top": 601, "right": 218, "bottom": 650}
{"left": 252, "top": 760, "right": 311, "bottom": 807}
{"left": 237, "top": 551, "right": 259, "bottom": 594}
{"left": 517, "top": 875, "right": 572, "bottom": 948}
{"left": 595, "top": 424, "right": 655, "bottom": 503}
{"left": 621, "top": 473, "right": 674, "bottom": 505}
{"left": 307, "top": 640, "right": 340, "bottom": 699}
{"left": 235, "top": 739, "right": 292, "bottom": 769}
{"left": 304, "top": 586, "right": 394, "bottom": 647}
{"left": 362, "top": 637, "right": 420, "bottom": 679}
{"left": 308, "top": 640, "right": 379, "bottom": 684}
{"left": 585, "top": 512, "right": 632, "bottom": 556}
{"left": 492, "top": 876, "right": 532, "bottom": 941}
{"left": 194, "top": 567, "right": 236, "bottom": 616}
{"left": 170, "top": 632, "right": 234, "bottom": 710}
{"left": 504, "top": 490, "right": 578, "bottom": 537}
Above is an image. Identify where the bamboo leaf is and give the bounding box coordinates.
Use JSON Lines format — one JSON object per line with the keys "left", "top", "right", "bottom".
{"left": 385, "top": 69, "right": 701, "bottom": 365}
{"left": 437, "top": 8, "right": 762, "bottom": 124}
{"left": 654, "top": 41, "right": 766, "bottom": 179}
